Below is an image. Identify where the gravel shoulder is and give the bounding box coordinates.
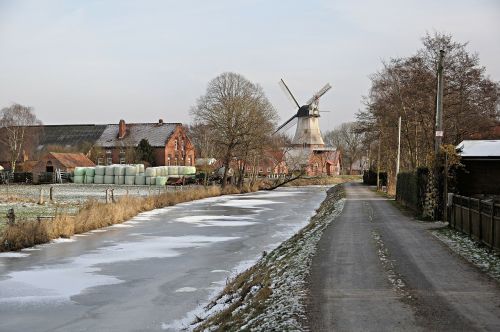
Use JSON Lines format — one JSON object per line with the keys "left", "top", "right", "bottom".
{"left": 307, "top": 183, "right": 500, "bottom": 332}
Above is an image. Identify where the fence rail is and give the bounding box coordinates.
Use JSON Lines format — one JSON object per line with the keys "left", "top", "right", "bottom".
{"left": 451, "top": 194, "right": 500, "bottom": 251}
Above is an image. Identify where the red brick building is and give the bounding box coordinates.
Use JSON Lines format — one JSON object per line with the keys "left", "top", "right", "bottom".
{"left": 94, "top": 120, "right": 195, "bottom": 166}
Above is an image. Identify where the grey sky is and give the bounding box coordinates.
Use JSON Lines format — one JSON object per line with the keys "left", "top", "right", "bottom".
{"left": 0, "top": 0, "right": 499, "bottom": 134}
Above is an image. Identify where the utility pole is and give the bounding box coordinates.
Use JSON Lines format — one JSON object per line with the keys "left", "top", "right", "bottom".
{"left": 377, "top": 132, "right": 381, "bottom": 190}
{"left": 396, "top": 116, "right": 401, "bottom": 176}
{"left": 435, "top": 50, "right": 445, "bottom": 156}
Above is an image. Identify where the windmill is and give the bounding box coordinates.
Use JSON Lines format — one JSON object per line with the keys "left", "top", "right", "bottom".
{"left": 275, "top": 79, "right": 332, "bottom": 148}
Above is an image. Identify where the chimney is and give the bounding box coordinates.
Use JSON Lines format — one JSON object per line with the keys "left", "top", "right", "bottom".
{"left": 118, "top": 119, "right": 126, "bottom": 139}
{"left": 159, "top": 119, "right": 163, "bottom": 124}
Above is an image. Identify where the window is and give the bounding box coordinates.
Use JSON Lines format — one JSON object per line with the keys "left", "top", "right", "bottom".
{"left": 181, "top": 139, "right": 185, "bottom": 151}
{"left": 167, "top": 156, "right": 171, "bottom": 166}
{"left": 106, "top": 150, "right": 112, "bottom": 165}
{"left": 174, "top": 139, "right": 178, "bottom": 151}
{"left": 174, "top": 157, "right": 178, "bottom": 166}
{"left": 97, "top": 157, "right": 104, "bottom": 166}
{"left": 119, "top": 150, "right": 126, "bottom": 164}
{"left": 267, "top": 167, "right": 271, "bottom": 173}
{"left": 187, "top": 157, "right": 191, "bottom": 166}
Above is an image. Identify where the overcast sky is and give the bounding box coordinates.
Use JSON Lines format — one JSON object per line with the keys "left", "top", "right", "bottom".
{"left": 0, "top": 0, "right": 499, "bottom": 134}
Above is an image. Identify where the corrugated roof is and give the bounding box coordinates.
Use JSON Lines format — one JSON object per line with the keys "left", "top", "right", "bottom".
{"left": 37, "top": 125, "right": 107, "bottom": 150}
{"left": 95, "top": 123, "right": 179, "bottom": 148}
{"left": 48, "top": 152, "right": 95, "bottom": 168}
{"left": 457, "top": 140, "right": 500, "bottom": 157}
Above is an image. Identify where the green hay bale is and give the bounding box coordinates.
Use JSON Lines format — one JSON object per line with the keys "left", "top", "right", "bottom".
{"left": 84, "top": 176, "right": 94, "bottom": 184}
{"left": 155, "top": 176, "right": 167, "bottom": 186}
{"left": 74, "top": 167, "right": 86, "bottom": 176}
{"left": 73, "top": 175, "right": 84, "bottom": 184}
{"left": 95, "top": 166, "right": 106, "bottom": 176}
{"left": 85, "top": 167, "right": 95, "bottom": 177}
{"left": 94, "top": 175, "right": 104, "bottom": 184}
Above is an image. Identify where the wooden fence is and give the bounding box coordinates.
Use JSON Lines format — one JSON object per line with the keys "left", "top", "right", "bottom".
{"left": 450, "top": 194, "right": 500, "bottom": 251}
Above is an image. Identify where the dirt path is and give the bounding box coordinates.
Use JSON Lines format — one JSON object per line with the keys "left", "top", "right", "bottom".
{"left": 307, "top": 183, "right": 500, "bottom": 331}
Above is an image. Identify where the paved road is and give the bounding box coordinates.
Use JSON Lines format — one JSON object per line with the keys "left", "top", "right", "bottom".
{"left": 307, "top": 183, "right": 500, "bottom": 332}
{"left": 0, "top": 187, "right": 326, "bottom": 332}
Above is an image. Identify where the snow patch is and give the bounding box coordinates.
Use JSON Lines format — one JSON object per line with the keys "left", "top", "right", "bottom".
{"left": 0, "top": 252, "right": 30, "bottom": 258}
{"left": 175, "top": 287, "right": 197, "bottom": 293}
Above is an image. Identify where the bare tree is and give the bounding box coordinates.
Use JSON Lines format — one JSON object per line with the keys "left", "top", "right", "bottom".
{"left": 324, "top": 122, "right": 364, "bottom": 174}
{"left": 0, "top": 104, "right": 42, "bottom": 172}
{"left": 191, "top": 72, "right": 278, "bottom": 189}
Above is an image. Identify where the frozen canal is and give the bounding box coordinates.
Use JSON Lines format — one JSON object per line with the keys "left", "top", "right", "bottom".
{"left": 0, "top": 186, "right": 327, "bottom": 332}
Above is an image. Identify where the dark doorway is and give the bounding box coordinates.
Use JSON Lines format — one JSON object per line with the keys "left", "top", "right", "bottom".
{"left": 46, "top": 161, "right": 54, "bottom": 173}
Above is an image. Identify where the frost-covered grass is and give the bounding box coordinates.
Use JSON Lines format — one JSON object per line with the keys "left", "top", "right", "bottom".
{"left": 187, "top": 186, "right": 345, "bottom": 332}
{"left": 432, "top": 227, "right": 500, "bottom": 282}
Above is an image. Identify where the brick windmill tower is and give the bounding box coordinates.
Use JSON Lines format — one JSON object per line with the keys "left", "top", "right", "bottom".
{"left": 275, "top": 79, "right": 332, "bottom": 148}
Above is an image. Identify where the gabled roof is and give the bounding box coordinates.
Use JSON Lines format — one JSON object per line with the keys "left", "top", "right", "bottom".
{"left": 37, "top": 125, "right": 107, "bottom": 150}
{"left": 47, "top": 152, "right": 95, "bottom": 168}
{"left": 457, "top": 140, "right": 500, "bottom": 158}
{"left": 95, "top": 123, "right": 179, "bottom": 148}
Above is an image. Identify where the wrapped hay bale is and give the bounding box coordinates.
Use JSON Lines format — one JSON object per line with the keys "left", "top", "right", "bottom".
{"left": 147, "top": 177, "right": 156, "bottom": 185}
{"left": 185, "top": 166, "right": 196, "bottom": 175}
{"left": 124, "top": 175, "right": 135, "bottom": 185}
{"left": 125, "top": 166, "right": 137, "bottom": 176}
{"left": 94, "top": 175, "right": 104, "bottom": 184}
{"left": 137, "top": 164, "right": 145, "bottom": 174}
{"left": 85, "top": 167, "right": 95, "bottom": 177}
{"left": 168, "top": 166, "right": 178, "bottom": 176}
{"left": 145, "top": 167, "right": 156, "bottom": 177}
{"left": 105, "top": 166, "right": 115, "bottom": 176}
{"left": 95, "top": 166, "right": 106, "bottom": 176}
{"left": 114, "top": 165, "right": 125, "bottom": 176}
{"left": 114, "top": 175, "right": 125, "bottom": 185}
{"left": 135, "top": 174, "right": 146, "bottom": 185}
{"left": 74, "top": 167, "right": 86, "bottom": 176}
{"left": 84, "top": 176, "right": 94, "bottom": 184}
{"left": 73, "top": 175, "right": 84, "bottom": 184}
{"left": 155, "top": 176, "right": 167, "bottom": 186}
{"left": 104, "top": 175, "right": 115, "bottom": 184}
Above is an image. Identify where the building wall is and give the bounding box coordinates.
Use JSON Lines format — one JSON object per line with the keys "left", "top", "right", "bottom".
{"left": 164, "top": 126, "right": 195, "bottom": 166}
{"left": 457, "top": 159, "right": 500, "bottom": 195}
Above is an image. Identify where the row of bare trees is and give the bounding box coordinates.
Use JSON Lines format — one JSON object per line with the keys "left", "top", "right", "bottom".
{"left": 0, "top": 104, "right": 42, "bottom": 172}
{"left": 356, "top": 32, "right": 499, "bottom": 191}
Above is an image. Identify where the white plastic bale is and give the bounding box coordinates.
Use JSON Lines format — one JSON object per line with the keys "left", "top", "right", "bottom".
{"left": 84, "top": 176, "right": 94, "bottom": 184}
{"left": 185, "top": 166, "right": 196, "bottom": 175}
{"left": 145, "top": 167, "right": 156, "bottom": 177}
{"left": 168, "top": 166, "right": 178, "bottom": 175}
{"left": 149, "top": 177, "right": 156, "bottom": 185}
{"left": 94, "top": 175, "right": 104, "bottom": 184}
{"left": 135, "top": 175, "right": 146, "bottom": 185}
{"left": 125, "top": 166, "right": 137, "bottom": 176}
{"left": 155, "top": 176, "right": 167, "bottom": 186}
{"left": 85, "top": 167, "right": 96, "bottom": 177}
{"left": 114, "top": 175, "right": 125, "bottom": 185}
{"left": 105, "top": 166, "right": 115, "bottom": 176}
{"left": 125, "top": 175, "right": 135, "bottom": 185}
{"left": 138, "top": 164, "right": 145, "bottom": 174}
{"left": 95, "top": 166, "right": 106, "bottom": 176}
{"left": 114, "top": 166, "right": 125, "bottom": 176}
{"left": 74, "top": 167, "right": 86, "bottom": 176}
{"left": 73, "top": 175, "right": 84, "bottom": 184}
{"left": 104, "top": 175, "right": 115, "bottom": 184}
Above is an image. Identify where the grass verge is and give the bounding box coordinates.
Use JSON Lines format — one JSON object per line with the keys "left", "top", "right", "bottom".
{"left": 187, "top": 185, "right": 345, "bottom": 331}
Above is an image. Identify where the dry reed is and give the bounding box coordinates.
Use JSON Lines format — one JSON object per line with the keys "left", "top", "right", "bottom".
{"left": 1, "top": 186, "right": 227, "bottom": 252}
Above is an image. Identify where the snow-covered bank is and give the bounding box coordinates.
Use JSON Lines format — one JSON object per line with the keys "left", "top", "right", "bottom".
{"left": 432, "top": 227, "right": 500, "bottom": 282}
{"left": 185, "top": 185, "right": 345, "bottom": 331}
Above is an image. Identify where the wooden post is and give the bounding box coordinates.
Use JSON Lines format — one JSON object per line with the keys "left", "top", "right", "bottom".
{"left": 38, "top": 188, "right": 44, "bottom": 205}
{"left": 468, "top": 197, "right": 472, "bottom": 238}
{"left": 49, "top": 186, "right": 54, "bottom": 202}
{"left": 111, "top": 189, "right": 115, "bottom": 203}
{"left": 491, "top": 200, "right": 495, "bottom": 250}
{"left": 478, "top": 199, "right": 482, "bottom": 243}
{"left": 6, "top": 208, "right": 15, "bottom": 225}
{"left": 105, "top": 189, "right": 110, "bottom": 204}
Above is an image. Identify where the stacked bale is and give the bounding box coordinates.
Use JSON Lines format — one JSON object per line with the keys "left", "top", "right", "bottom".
{"left": 124, "top": 165, "right": 137, "bottom": 185}
{"left": 135, "top": 174, "right": 146, "bottom": 185}
{"left": 145, "top": 167, "right": 156, "bottom": 185}
{"left": 73, "top": 167, "right": 85, "bottom": 184}
{"left": 155, "top": 176, "right": 168, "bottom": 186}
{"left": 94, "top": 166, "right": 105, "bottom": 184}
{"left": 104, "top": 166, "right": 115, "bottom": 184}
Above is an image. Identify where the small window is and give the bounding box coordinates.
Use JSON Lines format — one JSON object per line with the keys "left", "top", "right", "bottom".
{"left": 97, "top": 157, "right": 104, "bottom": 166}
{"left": 174, "top": 139, "right": 178, "bottom": 151}
{"left": 181, "top": 140, "right": 185, "bottom": 151}
{"left": 267, "top": 167, "right": 271, "bottom": 173}
{"left": 167, "top": 156, "right": 171, "bottom": 166}
{"left": 187, "top": 157, "right": 191, "bottom": 166}
{"left": 174, "top": 157, "right": 178, "bottom": 166}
